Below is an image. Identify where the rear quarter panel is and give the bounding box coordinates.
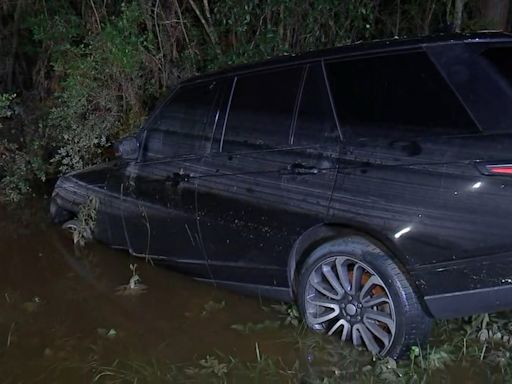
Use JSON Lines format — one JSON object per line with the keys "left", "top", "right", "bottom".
{"left": 329, "top": 134, "right": 512, "bottom": 316}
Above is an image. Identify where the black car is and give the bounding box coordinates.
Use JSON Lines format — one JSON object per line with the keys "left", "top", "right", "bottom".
{"left": 50, "top": 32, "right": 512, "bottom": 358}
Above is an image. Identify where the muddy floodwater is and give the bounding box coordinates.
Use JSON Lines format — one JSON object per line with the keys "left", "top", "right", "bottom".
{"left": 0, "top": 200, "right": 511, "bottom": 383}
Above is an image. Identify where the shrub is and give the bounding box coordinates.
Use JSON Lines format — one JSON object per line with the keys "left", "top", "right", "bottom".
{"left": 0, "top": 0, "right": 491, "bottom": 202}
{"left": 34, "top": 2, "right": 160, "bottom": 174}
{"left": 0, "top": 94, "right": 47, "bottom": 202}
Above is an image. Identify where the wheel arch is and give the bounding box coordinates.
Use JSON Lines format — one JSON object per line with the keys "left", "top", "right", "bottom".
{"left": 287, "top": 222, "right": 413, "bottom": 299}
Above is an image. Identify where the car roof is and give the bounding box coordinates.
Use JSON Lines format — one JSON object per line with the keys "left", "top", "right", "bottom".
{"left": 181, "top": 32, "right": 512, "bottom": 85}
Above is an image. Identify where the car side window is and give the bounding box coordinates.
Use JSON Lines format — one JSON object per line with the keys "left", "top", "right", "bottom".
{"left": 326, "top": 51, "right": 479, "bottom": 139}
{"left": 143, "top": 82, "right": 218, "bottom": 160}
{"left": 292, "top": 64, "right": 340, "bottom": 148}
{"left": 222, "top": 67, "right": 302, "bottom": 152}
{"left": 482, "top": 47, "right": 512, "bottom": 87}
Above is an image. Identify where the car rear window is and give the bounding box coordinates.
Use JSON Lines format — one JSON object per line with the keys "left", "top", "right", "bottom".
{"left": 222, "top": 67, "right": 302, "bottom": 152}
{"left": 143, "top": 82, "right": 218, "bottom": 159}
{"left": 326, "top": 51, "right": 479, "bottom": 139}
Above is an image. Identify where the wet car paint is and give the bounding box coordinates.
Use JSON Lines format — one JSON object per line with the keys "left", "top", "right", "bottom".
{"left": 51, "top": 32, "right": 512, "bottom": 320}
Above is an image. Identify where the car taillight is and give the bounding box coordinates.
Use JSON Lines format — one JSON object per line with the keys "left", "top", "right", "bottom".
{"left": 480, "top": 164, "right": 512, "bottom": 175}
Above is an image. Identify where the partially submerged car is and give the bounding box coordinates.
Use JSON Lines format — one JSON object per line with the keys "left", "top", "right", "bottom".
{"left": 51, "top": 32, "right": 512, "bottom": 358}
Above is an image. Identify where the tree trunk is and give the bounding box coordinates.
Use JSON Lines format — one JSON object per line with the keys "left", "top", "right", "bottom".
{"left": 6, "top": 0, "right": 23, "bottom": 90}
{"left": 454, "top": 0, "right": 467, "bottom": 32}
{"left": 480, "top": 0, "right": 510, "bottom": 31}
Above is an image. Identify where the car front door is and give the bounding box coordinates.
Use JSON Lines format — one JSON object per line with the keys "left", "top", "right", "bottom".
{"left": 120, "top": 81, "right": 221, "bottom": 276}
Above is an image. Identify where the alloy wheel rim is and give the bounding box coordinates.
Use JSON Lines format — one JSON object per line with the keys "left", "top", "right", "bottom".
{"left": 304, "top": 255, "right": 396, "bottom": 355}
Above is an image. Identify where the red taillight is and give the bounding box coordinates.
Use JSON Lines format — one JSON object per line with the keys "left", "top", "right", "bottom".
{"left": 486, "top": 165, "right": 512, "bottom": 175}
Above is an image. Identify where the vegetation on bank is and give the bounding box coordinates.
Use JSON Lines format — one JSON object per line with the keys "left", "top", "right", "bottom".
{"left": 0, "top": 0, "right": 509, "bottom": 201}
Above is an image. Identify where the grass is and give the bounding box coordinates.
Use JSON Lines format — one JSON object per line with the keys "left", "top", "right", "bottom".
{"left": 4, "top": 290, "right": 512, "bottom": 383}
{"left": 80, "top": 305, "right": 512, "bottom": 383}
{"left": 71, "top": 196, "right": 99, "bottom": 246}
{"left": 89, "top": 350, "right": 300, "bottom": 383}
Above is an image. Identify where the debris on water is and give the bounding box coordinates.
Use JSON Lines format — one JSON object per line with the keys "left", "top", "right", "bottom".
{"left": 97, "top": 328, "right": 117, "bottom": 338}
{"left": 43, "top": 347, "right": 53, "bottom": 357}
{"left": 6, "top": 322, "right": 15, "bottom": 347}
{"left": 115, "top": 264, "right": 147, "bottom": 296}
{"left": 230, "top": 320, "right": 281, "bottom": 334}
{"left": 263, "top": 302, "right": 301, "bottom": 327}
{"left": 115, "top": 282, "right": 147, "bottom": 295}
{"left": 22, "top": 297, "right": 42, "bottom": 312}
{"left": 185, "top": 355, "right": 229, "bottom": 377}
{"left": 107, "top": 329, "right": 117, "bottom": 338}
{"left": 201, "top": 300, "right": 225, "bottom": 317}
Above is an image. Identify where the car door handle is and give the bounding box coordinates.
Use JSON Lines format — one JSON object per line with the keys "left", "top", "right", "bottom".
{"left": 389, "top": 139, "right": 422, "bottom": 156}
{"left": 165, "top": 172, "right": 191, "bottom": 187}
{"left": 286, "top": 162, "right": 319, "bottom": 175}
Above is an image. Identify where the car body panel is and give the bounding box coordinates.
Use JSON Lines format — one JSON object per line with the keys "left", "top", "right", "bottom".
{"left": 195, "top": 144, "right": 339, "bottom": 287}
{"left": 51, "top": 32, "right": 512, "bottom": 319}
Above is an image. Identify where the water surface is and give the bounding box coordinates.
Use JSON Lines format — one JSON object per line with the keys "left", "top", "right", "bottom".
{"left": 0, "top": 200, "right": 508, "bottom": 383}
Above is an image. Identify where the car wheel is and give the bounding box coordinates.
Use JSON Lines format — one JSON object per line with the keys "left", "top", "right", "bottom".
{"left": 62, "top": 219, "right": 79, "bottom": 233}
{"left": 297, "top": 236, "right": 432, "bottom": 359}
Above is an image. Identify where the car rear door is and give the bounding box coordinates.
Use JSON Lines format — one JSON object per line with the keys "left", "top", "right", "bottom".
{"left": 194, "top": 64, "right": 342, "bottom": 294}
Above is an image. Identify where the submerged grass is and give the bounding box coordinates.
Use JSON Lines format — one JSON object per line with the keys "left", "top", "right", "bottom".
{"left": 72, "top": 196, "right": 99, "bottom": 246}
{"left": 89, "top": 350, "right": 300, "bottom": 383}
{"left": 82, "top": 305, "right": 512, "bottom": 383}
{"left": 4, "top": 290, "right": 512, "bottom": 383}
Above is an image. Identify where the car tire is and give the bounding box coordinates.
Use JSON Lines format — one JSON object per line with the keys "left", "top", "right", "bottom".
{"left": 297, "top": 236, "right": 432, "bottom": 359}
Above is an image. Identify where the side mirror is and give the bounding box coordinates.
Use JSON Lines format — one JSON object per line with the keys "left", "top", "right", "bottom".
{"left": 114, "top": 136, "right": 139, "bottom": 160}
